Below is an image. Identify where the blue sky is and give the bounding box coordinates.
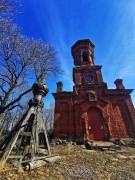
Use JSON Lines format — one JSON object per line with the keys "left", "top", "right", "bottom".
{"left": 15, "top": 0, "right": 135, "bottom": 107}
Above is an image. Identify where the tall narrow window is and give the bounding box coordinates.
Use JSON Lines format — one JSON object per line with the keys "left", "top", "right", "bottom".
{"left": 83, "top": 52, "right": 88, "bottom": 62}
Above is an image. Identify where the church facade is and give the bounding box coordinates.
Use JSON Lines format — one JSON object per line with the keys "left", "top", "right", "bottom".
{"left": 52, "top": 39, "right": 135, "bottom": 141}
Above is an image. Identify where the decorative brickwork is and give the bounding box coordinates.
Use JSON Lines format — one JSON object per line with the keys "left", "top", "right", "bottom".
{"left": 52, "top": 39, "right": 135, "bottom": 141}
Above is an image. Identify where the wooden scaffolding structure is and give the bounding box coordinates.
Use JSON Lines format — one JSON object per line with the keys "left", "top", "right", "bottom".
{"left": 0, "top": 78, "right": 51, "bottom": 167}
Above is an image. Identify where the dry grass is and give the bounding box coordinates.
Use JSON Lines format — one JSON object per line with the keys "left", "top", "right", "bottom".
{"left": 0, "top": 144, "right": 135, "bottom": 180}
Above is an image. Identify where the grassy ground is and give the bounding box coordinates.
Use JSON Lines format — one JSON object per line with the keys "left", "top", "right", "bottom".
{"left": 0, "top": 144, "right": 135, "bottom": 180}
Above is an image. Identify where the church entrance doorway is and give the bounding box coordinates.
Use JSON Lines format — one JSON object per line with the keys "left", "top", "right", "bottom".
{"left": 88, "top": 108, "right": 106, "bottom": 140}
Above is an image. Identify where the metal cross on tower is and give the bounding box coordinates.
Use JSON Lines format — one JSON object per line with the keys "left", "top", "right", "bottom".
{"left": 0, "top": 78, "right": 52, "bottom": 167}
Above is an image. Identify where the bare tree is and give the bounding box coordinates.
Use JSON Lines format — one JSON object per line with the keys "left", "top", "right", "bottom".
{"left": 44, "top": 103, "right": 54, "bottom": 131}
{"left": 0, "top": 111, "right": 12, "bottom": 136}
{"left": 31, "top": 40, "right": 59, "bottom": 80}
{"left": 0, "top": 24, "right": 60, "bottom": 114}
{"left": 0, "top": 0, "right": 19, "bottom": 19}
{"left": 0, "top": 1, "right": 61, "bottom": 115}
{"left": 0, "top": 0, "right": 60, "bottom": 137}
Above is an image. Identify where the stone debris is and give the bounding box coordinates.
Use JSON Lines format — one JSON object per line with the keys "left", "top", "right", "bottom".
{"left": 109, "top": 148, "right": 117, "bottom": 151}
{"left": 51, "top": 139, "right": 68, "bottom": 145}
{"left": 129, "top": 156, "right": 135, "bottom": 159}
{"left": 115, "top": 149, "right": 127, "bottom": 153}
{"left": 117, "top": 155, "right": 129, "bottom": 159}
{"left": 45, "top": 155, "right": 61, "bottom": 164}
{"left": 57, "top": 139, "right": 62, "bottom": 144}
{"left": 105, "top": 151, "right": 115, "bottom": 154}
{"left": 81, "top": 145, "right": 86, "bottom": 149}
{"left": 83, "top": 149, "right": 97, "bottom": 153}
{"left": 55, "top": 142, "right": 60, "bottom": 145}
{"left": 62, "top": 140, "right": 67, "bottom": 144}
{"left": 111, "top": 158, "right": 119, "bottom": 161}
{"left": 115, "top": 138, "right": 135, "bottom": 148}
{"left": 71, "top": 141, "right": 76, "bottom": 145}
{"left": 50, "top": 143, "right": 55, "bottom": 147}
{"left": 85, "top": 141, "right": 121, "bottom": 152}
{"left": 102, "top": 147, "right": 109, "bottom": 151}
{"left": 119, "top": 139, "right": 127, "bottom": 146}
{"left": 25, "top": 160, "right": 46, "bottom": 171}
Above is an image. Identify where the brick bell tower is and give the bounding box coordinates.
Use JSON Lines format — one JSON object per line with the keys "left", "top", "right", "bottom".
{"left": 72, "top": 39, "right": 107, "bottom": 98}
{"left": 71, "top": 39, "right": 108, "bottom": 141}
{"left": 53, "top": 39, "right": 135, "bottom": 141}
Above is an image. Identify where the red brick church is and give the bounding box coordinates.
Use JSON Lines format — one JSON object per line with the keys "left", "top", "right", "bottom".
{"left": 52, "top": 39, "right": 135, "bottom": 141}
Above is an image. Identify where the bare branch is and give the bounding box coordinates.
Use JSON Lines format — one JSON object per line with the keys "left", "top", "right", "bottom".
{"left": 0, "top": 73, "right": 11, "bottom": 81}
{"left": 7, "top": 104, "right": 23, "bottom": 112}
{"left": 0, "top": 84, "right": 7, "bottom": 94}
{"left": 0, "top": 88, "right": 32, "bottom": 113}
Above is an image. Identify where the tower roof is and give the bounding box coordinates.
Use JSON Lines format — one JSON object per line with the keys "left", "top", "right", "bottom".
{"left": 71, "top": 39, "right": 95, "bottom": 54}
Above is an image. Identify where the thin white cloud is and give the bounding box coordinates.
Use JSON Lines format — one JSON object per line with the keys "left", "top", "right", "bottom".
{"left": 26, "top": 0, "right": 135, "bottom": 106}
{"left": 32, "top": 0, "right": 74, "bottom": 91}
